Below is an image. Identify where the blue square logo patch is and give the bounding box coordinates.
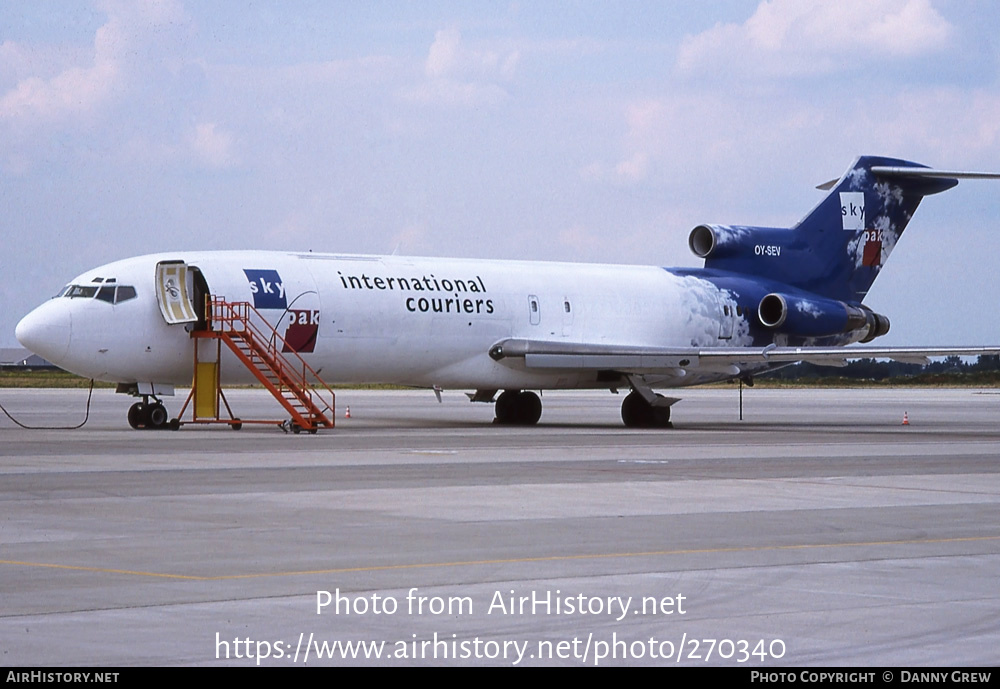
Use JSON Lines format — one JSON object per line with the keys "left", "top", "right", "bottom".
{"left": 243, "top": 269, "right": 287, "bottom": 309}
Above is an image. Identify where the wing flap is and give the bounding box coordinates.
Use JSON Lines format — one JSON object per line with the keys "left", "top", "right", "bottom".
{"left": 491, "top": 339, "right": 1000, "bottom": 374}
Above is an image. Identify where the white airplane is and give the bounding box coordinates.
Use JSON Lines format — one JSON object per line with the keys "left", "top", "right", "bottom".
{"left": 14, "top": 156, "right": 1000, "bottom": 430}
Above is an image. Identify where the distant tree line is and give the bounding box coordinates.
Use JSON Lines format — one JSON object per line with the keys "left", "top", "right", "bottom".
{"left": 767, "top": 355, "right": 1000, "bottom": 381}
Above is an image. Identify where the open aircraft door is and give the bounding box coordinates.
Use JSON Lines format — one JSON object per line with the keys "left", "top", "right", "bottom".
{"left": 154, "top": 260, "right": 224, "bottom": 421}
{"left": 155, "top": 260, "right": 211, "bottom": 326}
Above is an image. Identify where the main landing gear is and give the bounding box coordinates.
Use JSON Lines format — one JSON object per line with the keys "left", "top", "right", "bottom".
{"left": 490, "top": 389, "right": 673, "bottom": 427}
{"left": 127, "top": 397, "right": 178, "bottom": 431}
{"left": 621, "top": 391, "right": 672, "bottom": 429}
{"left": 494, "top": 390, "right": 542, "bottom": 425}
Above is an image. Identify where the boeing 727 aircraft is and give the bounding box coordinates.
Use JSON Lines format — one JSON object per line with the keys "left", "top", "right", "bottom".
{"left": 15, "top": 155, "right": 1000, "bottom": 429}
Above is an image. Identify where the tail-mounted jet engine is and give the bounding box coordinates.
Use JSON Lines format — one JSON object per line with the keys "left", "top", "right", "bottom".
{"left": 756, "top": 293, "right": 889, "bottom": 342}
{"left": 689, "top": 224, "right": 890, "bottom": 343}
{"left": 689, "top": 224, "right": 781, "bottom": 260}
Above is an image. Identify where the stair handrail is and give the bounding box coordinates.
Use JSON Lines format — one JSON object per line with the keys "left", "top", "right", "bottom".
{"left": 207, "top": 297, "right": 336, "bottom": 420}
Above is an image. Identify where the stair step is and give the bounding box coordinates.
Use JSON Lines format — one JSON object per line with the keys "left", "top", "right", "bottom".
{"left": 204, "top": 300, "right": 335, "bottom": 430}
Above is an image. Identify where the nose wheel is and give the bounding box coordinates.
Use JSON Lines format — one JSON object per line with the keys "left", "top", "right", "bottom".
{"left": 127, "top": 402, "right": 145, "bottom": 429}
{"left": 127, "top": 398, "right": 171, "bottom": 430}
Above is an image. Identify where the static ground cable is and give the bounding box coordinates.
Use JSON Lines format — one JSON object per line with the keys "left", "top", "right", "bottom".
{"left": 0, "top": 379, "right": 95, "bottom": 429}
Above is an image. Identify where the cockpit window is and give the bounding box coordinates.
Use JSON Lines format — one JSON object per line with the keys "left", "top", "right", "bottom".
{"left": 115, "top": 286, "right": 137, "bottom": 303}
{"left": 65, "top": 285, "right": 98, "bottom": 298}
{"left": 60, "top": 283, "right": 137, "bottom": 304}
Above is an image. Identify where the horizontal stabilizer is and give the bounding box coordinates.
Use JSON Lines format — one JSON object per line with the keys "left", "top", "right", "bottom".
{"left": 816, "top": 167, "right": 1000, "bottom": 190}
{"left": 869, "top": 167, "right": 1000, "bottom": 180}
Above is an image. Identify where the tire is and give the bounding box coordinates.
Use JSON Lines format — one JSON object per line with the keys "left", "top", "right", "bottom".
{"left": 652, "top": 401, "right": 671, "bottom": 428}
{"left": 147, "top": 403, "right": 168, "bottom": 429}
{"left": 621, "top": 391, "right": 652, "bottom": 428}
{"left": 495, "top": 390, "right": 542, "bottom": 425}
{"left": 494, "top": 390, "right": 519, "bottom": 424}
{"left": 515, "top": 391, "right": 542, "bottom": 425}
{"left": 622, "top": 392, "right": 671, "bottom": 429}
{"left": 127, "top": 402, "right": 145, "bottom": 429}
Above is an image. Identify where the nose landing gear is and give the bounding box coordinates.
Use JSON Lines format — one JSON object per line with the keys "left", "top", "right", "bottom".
{"left": 127, "top": 397, "right": 173, "bottom": 430}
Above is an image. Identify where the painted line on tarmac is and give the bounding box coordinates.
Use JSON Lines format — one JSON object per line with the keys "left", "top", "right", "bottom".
{"left": 3, "top": 534, "right": 999, "bottom": 581}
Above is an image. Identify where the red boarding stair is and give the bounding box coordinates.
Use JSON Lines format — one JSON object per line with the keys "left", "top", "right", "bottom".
{"left": 186, "top": 298, "right": 335, "bottom": 432}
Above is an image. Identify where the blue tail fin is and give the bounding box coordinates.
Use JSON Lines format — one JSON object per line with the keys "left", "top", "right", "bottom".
{"left": 790, "top": 155, "right": 958, "bottom": 301}
{"left": 691, "top": 156, "right": 967, "bottom": 302}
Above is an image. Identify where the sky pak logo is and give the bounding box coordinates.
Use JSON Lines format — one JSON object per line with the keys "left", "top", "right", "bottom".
{"left": 282, "top": 309, "right": 320, "bottom": 353}
{"left": 840, "top": 192, "right": 865, "bottom": 230}
{"left": 243, "top": 269, "right": 287, "bottom": 309}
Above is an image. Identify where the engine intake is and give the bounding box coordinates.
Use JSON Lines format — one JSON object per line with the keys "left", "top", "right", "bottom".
{"left": 757, "top": 293, "right": 789, "bottom": 328}
{"left": 688, "top": 223, "right": 789, "bottom": 261}
{"left": 688, "top": 225, "right": 717, "bottom": 258}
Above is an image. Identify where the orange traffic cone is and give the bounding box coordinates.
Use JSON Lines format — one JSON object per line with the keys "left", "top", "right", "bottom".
{"left": 902, "top": 411, "right": 909, "bottom": 426}
{"left": 345, "top": 406, "right": 351, "bottom": 419}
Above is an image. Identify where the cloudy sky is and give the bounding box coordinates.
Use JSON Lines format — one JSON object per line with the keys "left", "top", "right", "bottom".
{"left": 3, "top": 0, "right": 999, "bottom": 348}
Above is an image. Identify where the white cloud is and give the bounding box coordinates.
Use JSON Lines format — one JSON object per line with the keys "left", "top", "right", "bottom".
{"left": 583, "top": 0, "right": 997, "bottom": 195}
{"left": 0, "top": 60, "right": 120, "bottom": 123}
{"left": 0, "top": 0, "right": 189, "bottom": 124}
{"left": 405, "top": 27, "right": 519, "bottom": 107}
{"left": 425, "top": 27, "right": 462, "bottom": 79}
{"left": 388, "top": 222, "right": 432, "bottom": 255}
{"left": 677, "top": 0, "right": 953, "bottom": 78}
{"left": 557, "top": 224, "right": 606, "bottom": 254}
{"left": 190, "top": 122, "right": 236, "bottom": 168}
{"left": 582, "top": 96, "right": 752, "bottom": 186}
{"left": 425, "top": 27, "right": 520, "bottom": 81}
{"left": 401, "top": 79, "right": 509, "bottom": 108}
{"left": 846, "top": 87, "right": 1000, "bottom": 163}
{"left": 116, "top": 121, "right": 238, "bottom": 169}
{"left": 580, "top": 79, "right": 1000, "bottom": 235}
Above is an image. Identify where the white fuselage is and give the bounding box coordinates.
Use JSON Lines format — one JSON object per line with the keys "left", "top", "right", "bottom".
{"left": 16, "top": 250, "right": 753, "bottom": 391}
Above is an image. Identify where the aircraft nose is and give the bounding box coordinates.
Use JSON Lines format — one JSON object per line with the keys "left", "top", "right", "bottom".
{"left": 15, "top": 300, "right": 72, "bottom": 364}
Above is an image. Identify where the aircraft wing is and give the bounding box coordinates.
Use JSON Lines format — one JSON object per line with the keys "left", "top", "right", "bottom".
{"left": 489, "top": 339, "right": 1000, "bottom": 374}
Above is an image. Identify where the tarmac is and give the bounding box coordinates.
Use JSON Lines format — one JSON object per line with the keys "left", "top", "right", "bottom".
{"left": 1, "top": 387, "right": 998, "bottom": 666}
